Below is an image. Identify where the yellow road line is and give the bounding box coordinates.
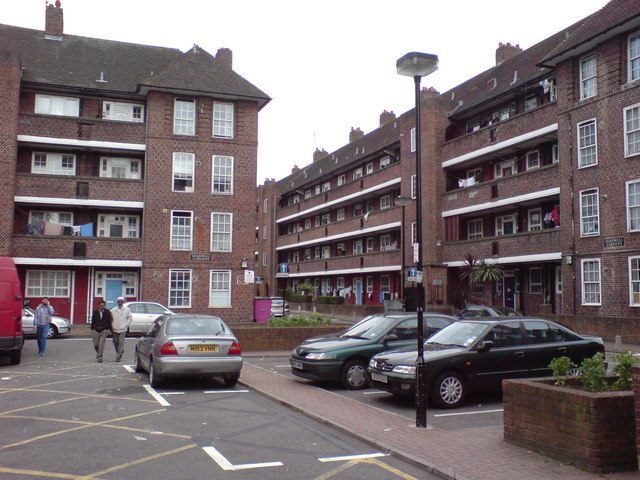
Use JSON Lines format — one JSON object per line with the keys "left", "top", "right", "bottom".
{"left": 0, "top": 467, "right": 85, "bottom": 479}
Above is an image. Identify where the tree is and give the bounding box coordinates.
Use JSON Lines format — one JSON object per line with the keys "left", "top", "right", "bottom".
{"left": 458, "top": 254, "right": 503, "bottom": 304}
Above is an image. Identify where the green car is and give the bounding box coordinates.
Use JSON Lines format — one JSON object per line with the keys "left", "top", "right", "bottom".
{"left": 289, "top": 313, "right": 456, "bottom": 389}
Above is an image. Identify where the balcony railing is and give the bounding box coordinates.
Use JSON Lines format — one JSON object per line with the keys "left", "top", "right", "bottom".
{"left": 282, "top": 249, "right": 403, "bottom": 276}
{"left": 11, "top": 235, "right": 142, "bottom": 261}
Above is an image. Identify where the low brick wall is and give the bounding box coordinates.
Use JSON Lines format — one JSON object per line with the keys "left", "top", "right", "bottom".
{"left": 287, "top": 302, "right": 457, "bottom": 320}
{"left": 228, "top": 324, "right": 344, "bottom": 351}
{"left": 503, "top": 377, "right": 637, "bottom": 474}
{"left": 634, "top": 366, "right": 640, "bottom": 469}
{"left": 540, "top": 313, "right": 640, "bottom": 344}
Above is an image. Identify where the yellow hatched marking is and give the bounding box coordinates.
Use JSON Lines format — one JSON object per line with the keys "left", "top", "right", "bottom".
{"left": 313, "top": 457, "right": 418, "bottom": 480}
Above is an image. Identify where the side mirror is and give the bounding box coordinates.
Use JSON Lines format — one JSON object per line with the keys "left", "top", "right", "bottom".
{"left": 478, "top": 340, "right": 494, "bottom": 352}
{"left": 383, "top": 334, "right": 399, "bottom": 344}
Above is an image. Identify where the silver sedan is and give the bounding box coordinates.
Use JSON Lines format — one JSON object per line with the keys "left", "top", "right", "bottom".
{"left": 22, "top": 308, "right": 71, "bottom": 338}
{"left": 133, "top": 314, "right": 243, "bottom": 388}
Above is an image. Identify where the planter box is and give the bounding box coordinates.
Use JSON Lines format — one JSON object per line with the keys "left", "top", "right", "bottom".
{"left": 503, "top": 377, "right": 637, "bottom": 474}
{"left": 228, "top": 324, "right": 344, "bottom": 352}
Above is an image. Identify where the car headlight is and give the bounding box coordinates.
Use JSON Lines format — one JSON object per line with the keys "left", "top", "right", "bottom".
{"left": 368, "top": 358, "right": 377, "bottom": 368}
{"left": 392, "top": 365, "right": 416, "bottom": 375}
{"left": 305, "top": 352, "right": 334, "bottom": 360}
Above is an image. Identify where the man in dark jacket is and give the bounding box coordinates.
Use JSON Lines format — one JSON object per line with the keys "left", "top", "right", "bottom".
{"left": 91, "top": 300, "right": 113, "bottom": 362}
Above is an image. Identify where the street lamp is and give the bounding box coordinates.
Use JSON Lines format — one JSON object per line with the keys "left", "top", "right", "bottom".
{"left": 397, "top": 51, "right": 438, "bottom": 428}
{"left": 395, "top": 196, "right": 412, "bottom": 302}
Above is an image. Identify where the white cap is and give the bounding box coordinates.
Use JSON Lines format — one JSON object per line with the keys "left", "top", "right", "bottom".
{"left": 117, "top": 297, "right": 125, "bottom": 302}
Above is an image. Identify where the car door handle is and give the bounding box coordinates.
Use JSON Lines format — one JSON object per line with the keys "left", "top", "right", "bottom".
{"left": 557, "top": 347, "right": 567, "bottom": 354}
{"left": 514, "top": 351, "right": 524, "bottom": 358}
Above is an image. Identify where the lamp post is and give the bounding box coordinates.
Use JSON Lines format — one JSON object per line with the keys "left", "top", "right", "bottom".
{"left": 397, "top": 51, "right": 438, "bottom": 428}
{"left": 395, "top": 196, "right": 412, "bottom": 301}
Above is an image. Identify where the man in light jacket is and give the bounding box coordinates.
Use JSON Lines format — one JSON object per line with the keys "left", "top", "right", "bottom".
{"left": 34, "top": 296, "right": 54, "bottom": 357}
{"left": 110, "top": 297, "right": 132, "bottom": 362}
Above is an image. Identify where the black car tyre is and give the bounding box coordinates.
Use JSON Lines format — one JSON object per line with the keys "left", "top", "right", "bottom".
{"left": 133, "top": 350, "right": 144, "bottom": 373}
{"left": 46, "top": 325, "right": 58, "bottom": 339}
{"left": 223, "top": 374, "right": 239, "bottom": 387}
{"left": 149, "top": 360, "right": 163, "bottom": 388}
{"left": 340, "top": 359, "right": 368, "bottom": 390}
{"left": 432, "top": 371, "right": 465, "bottom": 409}
{"left": 10, "top": 348, "right": 21, "bottom": 365}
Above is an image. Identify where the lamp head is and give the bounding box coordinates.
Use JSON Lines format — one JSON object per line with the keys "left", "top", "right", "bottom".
{"left": 396, "top": 52, "right": 439, "bottom": 78}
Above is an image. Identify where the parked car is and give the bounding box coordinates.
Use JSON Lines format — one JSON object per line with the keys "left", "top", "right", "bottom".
{"left": 290, "top": 313, "right": 457, "bottom": 390}
{"left": 133, "top": 314, "right": 243, "bottom": 388}
{"left": 22, "top": 307, "right": 71, "bottom": 338}
{"left": 125, "top": 301, "right": 176, "bottom": 334}
{"left": 270, "top": 297, "right": 290, "bottom": 317}
{"left": 458, "top": 305, "right": 522, "bottom": 318}
{"left": 368, "top": 318, "right": 605, "bottom": 408}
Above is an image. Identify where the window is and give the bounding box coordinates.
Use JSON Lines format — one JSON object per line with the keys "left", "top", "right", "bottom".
{"left": 98, "top": 214, "right": 139, "bottom": 238}
{"left": 171, "top": 211, "right": 193, "bottom": 250}
{"left": 380, "top": 235, "right": 391, "bottom": 250}
{"left": 353, "top": 240, "right": 363, "bottom": 255}
{"left": 337, "top": 175, "right": 346, "bottom": 186}
{"left": 30, "top": 211, "right": 73, "bottom": 228}
{"left": 35, "top": 94, "right": 79, "bottom": 117}
{"left": 32, "top": 152, "right": 75, "bottom": 176}
{"left": 629, "top": 32, "right": 640, "bottom": 83}
{"left": 410, "top": 127, "right": 416, "bottom": 152}
{"left": 524, "top": 95, "right": 538, "bottom": 111}
{"left": 315, "top": 185, "right": 321, "bottom": 195}
{"left": 381, "top": 276, "right": 390, "bottom": 298}
{"left": 337, "top": 208, "right": 345, "bottom": 221}
{"left": 213, "top": 102, "right": 234, "bottom": 138}
{"left": 336, "top": 243, "right": 346, "bottom": 255}
{"left": 467, "top": 168, "right": 482, "bottom": 183}
{"left": 578, "top": 119, "right": 597, "bottom": 168}
{"left": 212, "top": 155, "right": 233, "bottom": 194}
{"left": 380, "top": 195, "right": 391, "bottom": 210}
{"left": 580, "top": 54, "right": 597, "bottom": 100}
{"left": 263, "top": 199, "right": 268, "bottom": 213}
{"left": 262, "top": 252, "right": 268, "bottom": 267}
{"left": 495, "top": 159, "right": 516, "bottom": 178}
{"left": 552, "top": 143, "right": 559, "bottom": 164}
{"left": 303, "top": 248, "right": 312, "bottom": 260}
{"left": 380, "top": 156, "right": 391, "bottom": 169}
{"left": 100, "top": 157, "right": 140, "bottom": 179}
{"left": 314, "top": 247, "right": 321, "bottom": 259}
{"left": 304, "top": 189, "right": 312, "bottom": 199}
{"left": 321, "top": 214, "right": 330, "bottom": 225}
{"left": 211, "top": 213, "right": 232, "bottom": 251}
{"left": 528, "top": 208, "right": 542, "bottom": 231}
{"left": 336, "top": 277, "right": 345, "bottom": 290}
{"left": 353, "top": 168, "right": 363, "bottom": 180}
{"left": 322, "top": 182, "right": 331, "bottom": 192}
{"left": 26, "top": 270, "right": 70, "bottom": 297}
{"left": 366, "top": 163, "right": 374, "bottom": 175}
{"left": 411, "top": 175, "right": 417, "bottom": 199}
{"left": 627, "top": 179, "right": 640, "bottom": 231}
{"left": 467, "top": 218, "right": 483, "bottom": 239}
{"left": 366, "top": 276, "right": 374, "bottom": 294}
{"left": 209, "top": 270, "right": 231, "bottom": 307}
{"left": 366, "top": 237, "right": 374, "bottom": 253}
{"left": 526, "top": 151, "right": 540, "bottom": 170}
{"left": 262, "top": 225, "right": 268, "bottom": 240}
{"left": 496, "top": 214, "right": 516, "bottom": 235}
{"left": 304, "top": 218, "right": 312, "bottom": 229}
{"left": 624, "top": 104, "right": 640, "bottom": 157}
{"left": 630, "top": 256, "right": 640, "bottom": 306}
{"left": 580, "top": 188, "right": 599, "bottom": 236}
{"left": 102, "top": 101, "right": 144, "bottom": 122}
{"left": 322, "top": 246, "right": 330, "bottom": 258}
{"left": 173, "top": 153, "right": 194, "bottom": 192}
{"left": 529, "top": 268, "right": 543, "bottom": 294}
{"left": 555, "top": 266, "right": 563, "bottom": 294}
{"left": 169, "top": 270, "right": 191, "bottom": 308}
{"left": 353, "top": 203, "right": 362, "bottom": 216}
{"left": 174, "top": 99, "right": 195, "bottom": 135}
{"left": 581, "top": 258, "right": 601, "bottom": 305}
{"left": 411, "top": 222, "right": 417, "bottom": 245}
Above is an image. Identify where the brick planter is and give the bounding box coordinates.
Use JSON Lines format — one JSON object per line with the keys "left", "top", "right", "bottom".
{"left": 503, "top": 377, "right": 637, "bottom": 474}
{"left": 228, "top": 324, "right": 344, "bottom": 352}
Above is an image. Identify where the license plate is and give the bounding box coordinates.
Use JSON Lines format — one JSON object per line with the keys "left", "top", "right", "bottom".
{"left": 371, "top": 372, "right": 388, "bottom": 383}
{"left": 291, "top": 360, "right": 303, "bottom": 370}
{"left": 188, "top": 345, "right": 218, "bottom": 352}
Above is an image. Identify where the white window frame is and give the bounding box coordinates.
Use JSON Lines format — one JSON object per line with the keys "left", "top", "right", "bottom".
{"left": 98, "top": 214, "right": 139, "bottom": 239}
{"left": 26, "top": 270, "right": 71, "bottom": 298}
{"left": 366, "top": 163, "right": 374, "bottom": 175}
{"left": 467, "top": 218, "right": 483, "bottom": 239}
{"left": 262, "top": 225, "right": 268, "bottom": 240}
{"left": 353, "top": 240, "right": 363, "bottom": 255}
{"left": 580, "top": 54, "right": 597, "bottom": 100}
{"left": 212, "top": 155, "right": 234, "bottom": 194}
{"left": 494, "top": 159, "right": 517, "bottom": 178}
{"left": 337, "top": 208, "right": 345, "bottom": 221}
{"left": 380, "top": 234, "right": 391, "bottom": 250}
{"left": 213, "top": 102, "right": 234, "bottom": 138}
{"left": 410, "top": 127, "right": 416, "bottom": 152}
{"left": 551, "top": 143, "right": 559, "bottom": 164}
{"left": 411, "top": 174, "right": 417, "bottom": 199}
{"left": 337, "top": 175, "right": 346, "bottom": 186}
{"left": 555, "top": 265, "right": 563, "bottom": 294}
{"left": 579, "top": 188, "right": 600, "bottom": 236}
{"left": 262, "top": 252, "right": 268, "bottom": 267}
{"left": 380, "top": 194, "right": 391, "bottom": 210}
{"left": 528, "top": 208, "right": 542, "bottom": 231}
{"left": 624, "top": 103, "right": 640, "bottom": 158}
{"left": 314, "top": 247, "right": 321, "bottom": 259}
{"left": 336, "top": 277, "right": 345, "bottom": 290}
{"left": 366, "top": 237, "right": 374, "bottom": 253}
{"left": 380, "top": 156, "right": 391, "bottom": 169}
{"left": 630, "top": 256, "right": 640, "bottom": 306}
{"left": 172, "top": 152, "right": 195, "bottom": 192}
{"left": 524, "top": 95, "right": 538, "bottom": 111}
{"left": 169, "top": 269, "right": 192, "bottom": 308}
{"left": 94, "top": 271, "right": 137, "bottom": 298}
{"left": 32, "top": 152, "right": 76, "bottom": 176}
{"left": 210, "top": 212, "right": 233, "bottom": 252}
{"left": 263, "top": 199, "right": 268, "bottom": 213}
{"left": 467, "top": 167, "right": 482, "bottom": 183}
{"left": 35, "top": 94, "right": 79, "bottom": 117}
{"left": 174, "top": 99, "right": 195, "bottom": 135}
{"left": 496, "top": 214, "right": 517, "bottom": 236}
{"left": 381, "top": 275, "right": 390, "bottom": 297}
{"left": 321, "top": 214, "right": 330, "bottom": 226}
{"left": 529, "top": 267, "right": 543, "bottom": 294}
{"left": 578, "top": 119, "right": 598, "bottom": 168}
{"left": 366, "top": 276, "right": 374, "bottom": 294}
{"left": 170, "top": 211, "right": 193, "bottom": 251}
{"left": 322, "top": 246, "right": 330, "bottom": 259}
{"left": 627, "top": 179, "right": 640, "bottom": 232}
{"left": 581, "top": 258, "right": 601, "bottom": 306}
{"left": 102, "top": 101, "right": 144, "bottom": 123}
{"left": 526, "top": 150, "right": 540, "bottom": 170}
{"left": 100, "top": 157, "right": 140, "bottom": 179}
{"left": 322, "top": 182, "right": 331, "bottom": 192}
{"left": 629, "top": 31, "right": 640, "bottom": 83}
{"left": 353, "top": 168, "right": 363, "bottom": 180}
{"left": 29, "top": 211, "right": 74, "bottom": 227}
{"left": 209, "top": 270, "right": 231, "bottom": 308}
{"left": 304, "top": 218, "right": 312, "bottom": 229}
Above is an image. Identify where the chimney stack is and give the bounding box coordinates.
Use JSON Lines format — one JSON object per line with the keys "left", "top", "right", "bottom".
{"left": 45, "top": 1, "right": 64, "bottom": 38}
{"left": 379, "top": 110, "right": 396, "bottom": 126}
{"left": 291, "top": 165, "right": 300, "bottom": 175}
{"left": 349, "top": 127, "right": 364, "bottom": 143}
{"left": 495, "top": 42, "right": 522, "bottom": 66}
{"left": 216, "top": 48, "right": 233, "bottom": 70}
{"left": 313, "top": 148, "right": 328, "bottom": 162}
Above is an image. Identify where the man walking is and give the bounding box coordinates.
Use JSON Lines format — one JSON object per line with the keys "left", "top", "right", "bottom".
{"left": 90, "top": 300, "right": 112, "bottom": 362}
{"left": 34, "top": 297, "right": 54, "bottom": 357}
{"left": 110, "top": 297, "right": 132, "bottom": 362}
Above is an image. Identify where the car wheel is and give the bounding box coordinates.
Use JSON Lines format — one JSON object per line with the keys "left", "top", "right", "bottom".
{"left": 133, "top": 350, "right": 144, "bottom": 373}
{"left": 47, "top": 325, "right": 58, "bottom": 339}
{"left": 223, "top": 374, "right": 239, "bottom": 387}
{"left": 149, "top": 360, "right": 163, "bottom": 388}
{"left": 432, "top": 371, "right": 465, "bottom": 409}
{"left": 340, "top": 359, "right": 368, "bottom": 390}
{"left": 568, "top": 366, "right": 580, "bottom": 376}
{"left": 10, "top": 349, "right": 21, "bottom": 365}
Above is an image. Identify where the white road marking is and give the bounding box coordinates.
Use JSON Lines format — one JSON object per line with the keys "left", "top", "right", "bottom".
{"left": 143, "top": 384, "right": 171, "bottom": 406}
{"left": 122, "top": 365, "right": 135, "bottom": 373}
{"left": 161, "top": 392, "right": 185, "bottom": 395}
{"left": 203, "top": 389, "right": 249, "bottom": 394}
{"left": 203, "top": 446, "right": 283, "bottom": 470}
{"left": 275, "top": 365, "right": 290, "bottom": 368}
{"left": 319, "top": 453, "right": 388, "bottom": 462}
{"left": 434, "top": 408, "right": 503, "bottom": 417}
{"left": 362, "top": 391, "right": 389, "bottom": 395}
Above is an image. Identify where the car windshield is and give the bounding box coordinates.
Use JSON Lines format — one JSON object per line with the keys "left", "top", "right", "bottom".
{"left": 341, "top": 315, "right": 397, "bottom": 339}
{"left": 166, "top": 317, "right": 225, "bottom": 336}
{"left": 426, "top": 322, "right": 490, "bottom": 348}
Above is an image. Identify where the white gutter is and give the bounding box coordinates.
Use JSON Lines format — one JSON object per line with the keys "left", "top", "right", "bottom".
{"left": 17, "top": 135, "right": 146, "bottom": 151}
{"left": 15, "top": 196, "right": 144, "bottom": 209}
{"left": 441, "top": 187, "right": 559, "bottom": 218}
{"left": 277, "top": 178, "right": 401, "bottom": 223}
{"left": 13, "top": 258, "right": 142, "bottom": 267}
{"left": 442, "top": 124, "right": 558, "bottom": 168}
{"left": 444, "top": 252, "right": 562, "bottom": 267}
{"left": 276, "top": 221, "right": 401, "bottom": 251}
{"left": 285, "top": 265, "right": 401, "bottom": 278}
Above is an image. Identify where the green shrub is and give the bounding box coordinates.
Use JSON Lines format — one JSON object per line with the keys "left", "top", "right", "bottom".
{"left": 549, "top": 356, "right": 575, "bottom": 386}
{"left": 612, "top": 350, "right": 640, "bottom": 391}
{"left": 268, "top": 313, "right": 331, "bottom": 327}
{"left": 315, "top": 296, "right": 345, "bottom": 305}
{"left": 288, "top": 294, "right": 313, "bottom": 303}
{"left": 579, "top": 352, "right": 608, "bottom": 393}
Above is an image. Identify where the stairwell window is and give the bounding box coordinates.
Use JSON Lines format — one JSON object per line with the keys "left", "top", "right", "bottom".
{"left": 212, "top": 155, "right": 233, "bottom": 194}
{"left": 627, "top": 179, "right": 640, "bottom": 232}
{"left": 579, "top": 188, "right": 599, "bottom": 236}
{"left": 32, "top": 152, "right": 76, "bottom": 176}
{"left": 35, "top": 94, "right": 79, "bottom": 117}
{"left": 170, "top": 211, "right": 193, "bottom": 250}
{"left": 581, "top": 258, "right": 601, "bottom": 305}
{"left": 580, "top": 54, "right": 597, "bottom": 100}
{"left": 210, "top": 213, "right": 232, "bottom": 252}
{"left": 173, "top": 153, "right": 195, "bottom": 192}
{"left": 628, "top": 32, "right": 640, "bottom": 83}
{"left": 174, "top": 99, "right": 195, "bottom": 135}
{"left": 630, "top": 256, "right": 640, "bottom": 306}
{"left": 213, "top": 102, "right": 234, "bottom": 138}
{"left": 169, "top": 269, "right": 192, "bottom": 308}
{"left": 209, "top": 270, "right": 231, "bottom": 308}
{"left": 624, "top": 104, "right": 640, "bottom": 157}
{"left": 578, "top": 119, "right": 597, "bottom": 168}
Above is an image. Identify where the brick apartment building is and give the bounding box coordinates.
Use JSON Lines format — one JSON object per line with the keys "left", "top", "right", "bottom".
{"left": 0, "top": 2, "right": 269, "bottom": 324}
{"left": 258, "top": 0, "right": 640, "bottom": 322}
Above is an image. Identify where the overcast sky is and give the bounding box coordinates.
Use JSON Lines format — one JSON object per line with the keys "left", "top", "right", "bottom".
{"left": 6, "top": 0, "right": 609, "bottom": 184}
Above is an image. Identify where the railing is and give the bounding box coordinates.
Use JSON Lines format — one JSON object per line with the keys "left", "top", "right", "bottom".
{"left": 11, "top": 235, "right": 143, "bottom": 260}
{"left": 283, "top": 249, "right": 403, "bottom": 275}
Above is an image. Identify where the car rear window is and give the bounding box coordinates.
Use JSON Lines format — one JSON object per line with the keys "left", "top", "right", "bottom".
{"left": 166, "top": 317, "right": 224, "bottom": 336}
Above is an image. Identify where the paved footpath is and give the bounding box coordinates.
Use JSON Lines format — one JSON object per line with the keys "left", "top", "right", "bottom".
{"left": 239, "top": 355, "right": 640, "bottom": 480}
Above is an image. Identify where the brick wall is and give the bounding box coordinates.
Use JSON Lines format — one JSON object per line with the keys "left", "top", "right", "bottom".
{"left": 229, "top": 324, "right": 344, "bottom": 351}
{"left": 634, "top": 366, "right": 640, "bottom": 469}
{"left": 542, "top": 313, "right": 640, "bottom": 343}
